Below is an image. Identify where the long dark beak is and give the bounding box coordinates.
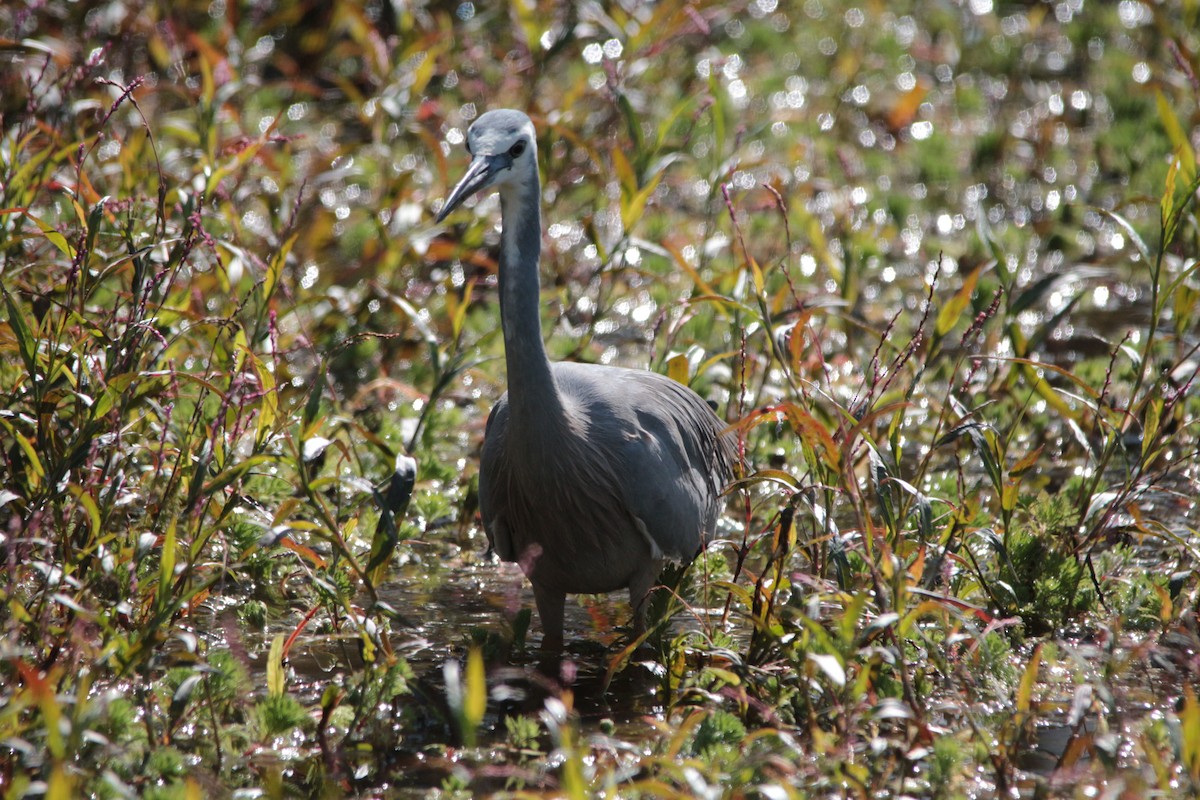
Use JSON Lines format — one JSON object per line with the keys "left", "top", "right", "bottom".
{"left": 435, "top": 153, "right": 511, "bottom": 223}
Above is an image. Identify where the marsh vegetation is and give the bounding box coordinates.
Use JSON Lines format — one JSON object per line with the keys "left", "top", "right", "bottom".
{"left": 2, "top": 1, "right": 1199, "bottom": 797}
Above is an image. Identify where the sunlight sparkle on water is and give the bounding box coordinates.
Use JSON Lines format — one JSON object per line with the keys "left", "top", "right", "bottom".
{"left": 300, "top": 263, "right": 319, "bottom": 289}
{"left": 771, "top": 78, "right": 807, "bottom": 110}
{"left": 1119, "top": 1, "right": 1153, "bottom": 27}
{"left": 595, "top": 319, "right": 618, "bottom": 336}
{"left": 727, "top": 79, "right": 748, "bottom": 106}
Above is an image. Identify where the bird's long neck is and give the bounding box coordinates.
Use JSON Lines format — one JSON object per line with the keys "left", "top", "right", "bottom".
{"left": 497, "top": 176, "right": 564, "bottom": 429}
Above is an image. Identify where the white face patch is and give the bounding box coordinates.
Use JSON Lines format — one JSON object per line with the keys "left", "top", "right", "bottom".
{"left": 464, "top": 116, "right": 537, "bottom": 193}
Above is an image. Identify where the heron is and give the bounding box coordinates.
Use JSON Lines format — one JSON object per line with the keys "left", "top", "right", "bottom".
{"left": 436, "top": 108, "right": 737, "bottom": 650}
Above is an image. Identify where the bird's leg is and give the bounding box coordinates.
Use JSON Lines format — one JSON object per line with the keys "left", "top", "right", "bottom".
{"left": 532, "top": 582, "right": 566, "bottom": 652}
{"left": 627, "top": 561, "right": 663, "bottom": 641}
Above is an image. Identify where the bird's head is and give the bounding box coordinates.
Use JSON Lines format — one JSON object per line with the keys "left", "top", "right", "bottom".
{"left": 436, "top": 109, "right": 538, "bottom": 223}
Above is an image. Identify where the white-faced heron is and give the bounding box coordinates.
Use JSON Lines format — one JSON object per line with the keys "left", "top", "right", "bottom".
{"left": 436, "top": 108, "right": 737, "bottom": 650}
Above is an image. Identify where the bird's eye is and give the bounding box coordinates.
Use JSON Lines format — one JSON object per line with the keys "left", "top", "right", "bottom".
{"left": 508, "top": 141, "right": 526, "bottom": 158}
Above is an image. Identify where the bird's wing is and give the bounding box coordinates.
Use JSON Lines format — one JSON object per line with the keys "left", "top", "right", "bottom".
{"left": 478, "top": 396, "right": 516, "bottom": 560}
{"left": 561, "top": 364, "right": 734, "bottom": 562}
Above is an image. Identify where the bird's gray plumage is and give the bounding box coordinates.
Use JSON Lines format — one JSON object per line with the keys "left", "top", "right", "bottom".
{"left": 437, "top": 109, "right": 737, "bottom": 648}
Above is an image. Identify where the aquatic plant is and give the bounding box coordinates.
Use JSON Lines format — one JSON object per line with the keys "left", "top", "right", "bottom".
{"left": 1, "top": 1, "right": 1197, "bottom": 797}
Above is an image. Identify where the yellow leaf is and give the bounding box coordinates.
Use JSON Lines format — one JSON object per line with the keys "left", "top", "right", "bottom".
{"left": 93, "top": 373, "right": 139, "bottom": 418}
{"left": 46, "top": 764, "right": 74, "bottom": 800}
{"left": 908, "top": 544, "right": 926, "bottom": 582}
{"left": 611, "top": 147, "right": 637, "bottom": 196}
{"left": 787, "top": 310, "right": 814, "bottom": 374}
{"left": 8, "top": 598, "right": 32, "bottom": 623}
{"left": 160, "top": 521, "right": 177, "bottom": 596}
{"left": 1020, "top": 362, "right": 1075, "bottom": 419}
{"left": 749, "top": 257, "right": 764, "bottom": 294}
{"left": 779, "top": 401, "right": 840, "bottom": 470}
{"left": 1001, "top": 480, "right": 1019, "bottom": 514}
{"left": 9, "top": 429, "right": 45, "bottom": 487}
{"left": 742, "top": 468, "right": 802, "bottom": 490}
{"left": 264, "top": 232, "right": 297, "bottom": 302}
{"left": 1152, "top": 583, "right": 1172, "bottom": 625}
{"left": 1142, "top": 398, "right": 1162, "bottom": 461}
{"left": 267, "top": 633, "right": 286, "bottom": 698}
{"left": 464, "top": 647, "right": 487, "bottom": 731}
{"left": 559, "top": 724, "right": 588, "bottom": 800}
{"left": 663, "top": 711, "right": 707, "bottom": 758}
{"left": 1180, "top": 686, "right": 1200, "bottom": 777}
{"left": 1009, "top": 445, "right": 1044, "bottom": 478}
{"left": 704, "top": 667, "right": 742, "bottom": 687}
{"left": 1162, "top": 150, "right": 1179, "bottom": 225}
{"left": 1156, "top": 90, "right": 1196, "bottom": 183}
{"left": 663, "top": 240, "right": 719, "bottom": 296}
{"left": 68, "top": 485, "right": 102, "bottom": 545}
{"left": 666, "top": 353, "right": 690, "bottom": 385}
{"left": 243, "top": 348, "right": 278, "bottom": 447}
{"left": 231, "top": 326, "right": 248, "bottom": 373}
{"left": 450, "top": 279, "right": 474, "bottom": 341}
{"left": 1016, "top": 642, "right": 1042, "bottom": 714}
{"left": 147, "top": 33, "right": 172, "bottom": 69}
{"left": 935, "top": 265, "right": 982, "bottom": 338}
{"left": 28, "top": 213, "right": 76, "bottom": 258}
